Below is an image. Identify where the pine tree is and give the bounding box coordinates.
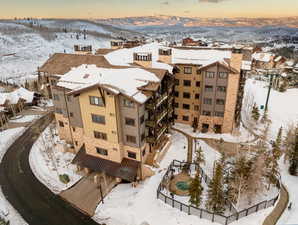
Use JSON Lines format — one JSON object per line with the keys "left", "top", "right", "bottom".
{"left": 289, "top": 130, "right": 298, "bottom": 175}
{"left": 246, "top": 152, "right": 266, "bottom": 204}
{"left": 251, "top": 103, "right": 260, "bottom": 121}
{"left": 194, "top": 146, "right": 205, "bottom": 166}
{"left": 189, "top": 171, "right": 204, "bottom": 207}
{"left": 206, "top": 159, "right": 225, "bottom": 213}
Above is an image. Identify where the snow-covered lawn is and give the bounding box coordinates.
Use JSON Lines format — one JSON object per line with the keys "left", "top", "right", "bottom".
{"left": 174, "top": 123, "right": 254, "bottom": 143}
{"left": 29, "top": 126, "right": 82, "bottom": 194}
{"left": 245, "top": 78, "right": 298, "bottom": 140}
{"left": 93, "top": 131, "right": 272, "bottom": 225}
{"left": 9, "top": 114, "right": 40, "bottom": 123}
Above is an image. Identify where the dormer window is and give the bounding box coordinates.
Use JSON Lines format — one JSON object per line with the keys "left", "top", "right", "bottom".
{"left": 134, "top": 53, "right": 152, "bottom": 61}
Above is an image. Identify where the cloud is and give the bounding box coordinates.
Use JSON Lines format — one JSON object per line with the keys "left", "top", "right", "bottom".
{"left": 161, "top": 1, "right": 169, "bottom": 5}
{"left": 198, "top": 0, "right": 228, "bottom": 3}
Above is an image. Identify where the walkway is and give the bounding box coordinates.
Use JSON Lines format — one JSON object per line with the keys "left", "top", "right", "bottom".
{"left": 60, "top": 172, "right": 117, "bottom": 216}
{"left": 0, "top": 113, "right": 99, "bottom": 225}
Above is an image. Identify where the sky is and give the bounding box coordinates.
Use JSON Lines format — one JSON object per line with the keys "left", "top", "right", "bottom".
{"left": 0, "top": 0, "right": 298, "bottom": 19}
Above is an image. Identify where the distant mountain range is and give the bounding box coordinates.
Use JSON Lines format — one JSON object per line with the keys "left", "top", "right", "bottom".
{"left": 96, "top": 16, "right": 298, "bottom": 29}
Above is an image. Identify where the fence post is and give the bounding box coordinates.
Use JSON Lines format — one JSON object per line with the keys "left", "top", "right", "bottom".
{"left": 225, "top": 217, "right": 228, "bottom": 225}
{"left": 180, "top": 203, "right": 182, "bottom": 211}
{"left": 212, "top": 213, "right": 215, "bottom": 222}
{"left": 200, "top": 209, "right": 202, "bottom": 218}
{"left": 165, "top": 196, "right": 167, "bottom": 203}
{"left": 188, "top": 205, "right": 190, "bottom": 215}
{"left": 172, "top": 198, "right": 174, "bottom": 208}
{"left": 245, "top": 209, "right": 248, "bottom": 216}
{"left": 264, "top": 200, "right": 267, "bottom": 209}
{"left": 236, "top": 212, "right": 239, "bottom": 221}
{"left": 256, "top": 203, "right": 259, "bottom": 212}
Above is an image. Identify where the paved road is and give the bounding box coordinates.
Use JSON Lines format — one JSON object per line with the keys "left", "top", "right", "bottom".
{"left": 0, "top": 113, "right": 99, "bottom": 225}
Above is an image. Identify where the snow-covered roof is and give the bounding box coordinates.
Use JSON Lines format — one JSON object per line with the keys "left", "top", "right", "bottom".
{"left": 57, "top": 64, "right": 161, "bottom": 103}
{"left": 0, "top": 87, "right": 34, "bottom": 105}
{"left": 105, "top": 43, "right": 173, "bottom": 72}
{"left": 274, "top": 56, "right": 282, "bottom": 62}
{"left": 241, "top": 60, "right": 252, "bottom": 71}
{"left": 252, "top": 52, "right": 274, "bottom": 63}
{"left": 172, "top": 48, "right": 231, "bottom": 66}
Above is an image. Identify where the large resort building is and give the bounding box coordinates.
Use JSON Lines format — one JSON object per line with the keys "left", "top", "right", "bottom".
{"left": 39, "top": 41, "right": 251, "bottom": 183}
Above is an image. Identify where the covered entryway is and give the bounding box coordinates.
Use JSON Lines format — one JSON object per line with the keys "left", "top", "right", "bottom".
{"left": 60, "top": 172, "right": 117, "bottom": 216}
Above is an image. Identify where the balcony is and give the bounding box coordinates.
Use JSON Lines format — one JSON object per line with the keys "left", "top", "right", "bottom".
{"left": 145, "top": 120, "right": 155, "bottom": 128}
{"left": 156, "top": 125, "right": 167, "bottom": 140}
{"left": 156, "top": 93, "right": 168, "bottom": 108}
{"left": 156, "top": 109, "right": 168, "bottom": 124}
{"left": 145, "top": 101, "right": 155, "bottom": 110}
{"left": 146, "top": 136, "right": 155, "bottom": 143}
{"left": 146, "top": 108, "right": 168, "bottom": 128}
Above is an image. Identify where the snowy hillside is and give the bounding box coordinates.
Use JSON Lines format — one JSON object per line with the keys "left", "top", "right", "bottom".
{"left": 0, "top": 21, "right": 111, "bottom": 84}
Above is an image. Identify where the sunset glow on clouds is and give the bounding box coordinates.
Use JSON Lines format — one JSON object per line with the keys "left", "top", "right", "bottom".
{"left": 0, "top": 0, "right": 297, "bottom": 19}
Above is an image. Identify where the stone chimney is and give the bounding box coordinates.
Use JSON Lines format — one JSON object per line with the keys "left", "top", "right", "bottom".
{"left": 158, "top": 48, "right": 172, "bottom": 64}
{"left": 133, "top": 52, "right": 152, "bottom": 68}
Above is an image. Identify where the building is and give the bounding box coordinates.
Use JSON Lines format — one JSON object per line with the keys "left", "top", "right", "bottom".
{"left": 49, "top": 62, "right": 174, "bottom": 182}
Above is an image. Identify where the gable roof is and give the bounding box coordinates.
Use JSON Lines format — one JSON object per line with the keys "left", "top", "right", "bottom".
{"left": 57, "top": 64, "right": 163, "bottom": 104}
{"left": 198, "top": 61, "right": 239, "bottom": 74}
{"left": 38, "top": 53, "right": 111, "bottom": 75}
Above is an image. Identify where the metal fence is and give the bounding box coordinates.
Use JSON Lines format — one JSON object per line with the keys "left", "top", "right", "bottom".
{"left": 157, "top": 160, "right": 280, "bottom": 225}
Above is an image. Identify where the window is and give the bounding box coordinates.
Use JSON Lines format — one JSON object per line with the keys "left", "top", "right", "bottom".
{"left": 58, "top": 121, "right": 64, "bottom": 127}
{"left": 205, "top": 85, "right": 213, "bottom": 92}
{"left": 140, "top": 115, "right": 145, "bottom": 124}
{"left": 183, "top": 92, "right": 191, "bottom": 99}
{"left": 215, "top": 111, "right": 224, "bottom": 117}
{"left": 94, "top": 131, "right": 107, "bottom": 140}
{"left": 91, "top": 114, "right": 105, "bottom": 124}
{"left": 125, "top": 117, "right": 135, "bottom": 126}
{"left": 197, "top": 70, "right": 201, "bottom": 75}
{"left": 174, "top": 102, "right": 179, "bottom": 108}
{"left": 128, "top": 151, "right": 137, "bottom": 159}
{"left": 202, "top": 111, "right": 211, "bottom": 116}
{"left": 89, "top": 96, "right": 104, "bottom": 106}
{"left": 55, "top": 108, "right": 62, "bottom": 114}
{"left": 75, "top": 141, "right": 78, "bottom": 146}
{"left": 66, "top": 96, "right": 72, "bottom": 102}
{"left": 219, "top": 72, "right": 228, "bottom": 79}
{"left": 142, "top": 149, "right": 146, "bottom": 156}
{"left": 50, "top": 80, "right": 56, "bottom": 86}
{"left": 195, "top": 93, "right": 200, "bottom": 99}
{"left": 196, "top": 81, "right": 200, "bottom": 87}
{"left": 174, "top": 91, "right": 179, "bottom": 97}
{"left": 141, "top": 133, "right": 145, "bottom": 142}
{"left": 183, "top": 80, "right": 191, "bottom": 86}
{"left": 217, "top": 86, "right": 227, "bottom": 92}
{"left": 174, "top": 114, "right": 178, "bottom": 119}
{"left": 126, "top": 135, "right": 137, "bottom": 144}
{"left": 182, "top": 116, "right": 189, "bottom": 121}
{"left": 69, "top": 112, "right": 74, "bottom": 117}
{"left": 194, "top": 105, "right": 200, "bottom": 111}
{"left": 72, "top": 127, "right": 76, "bottom": 132}
{"left": 96, "top": 147, "right": 108, "bottom": 156}
{"left": 123, "top": 99, "right": 135, "bottom": 108}
{"left": 203, "top": 98, "right": 212, "bottom": 105}
{"left": 206, "top": 71, "right": 215, "bottom": 78}
{"left": 184, "top": 67, "right": 192, "bottom": 74}
{"left": 174, "top": 79, "right": 179, "bottom": 85}
{"left": 53, "top": 94, "right": 59, "bottom": 101}
{"left": 216, "top": 99, "right": 225, "bottom": 105}
{"left": 183, "top": 104, "right": 190, "bottom": 110}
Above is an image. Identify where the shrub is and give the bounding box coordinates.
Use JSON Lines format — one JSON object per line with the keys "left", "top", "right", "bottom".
{"left": 59, "top": 174, "right": 70, "bottom": 184}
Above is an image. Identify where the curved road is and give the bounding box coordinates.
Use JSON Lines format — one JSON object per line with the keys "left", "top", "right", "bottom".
{"left": 0, "top": 113, "right": 99, "bottom": 225}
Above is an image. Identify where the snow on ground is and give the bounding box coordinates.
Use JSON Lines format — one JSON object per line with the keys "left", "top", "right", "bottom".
{"left": 9, "top": 114, "right": 40, "bottom": 123}
{"left": 245, "top": 78, "right": 298, "bottom": 140}
{"left": 0, "top": 127, "right": 28, "bottom": 225}
{"left": 277, "top": 160, "right": 298, "bottom": 225}
{"left": 174, "top": 123, "right": 254, "bottom": 143}
{"left": 93, "top": 131, "right": 271, "bottom": 225}
{"left": 29, "top": 126, "right": 82, "bottom": 194}
{"left": 0, "top": 22, "right": 110, "bottom": 84}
